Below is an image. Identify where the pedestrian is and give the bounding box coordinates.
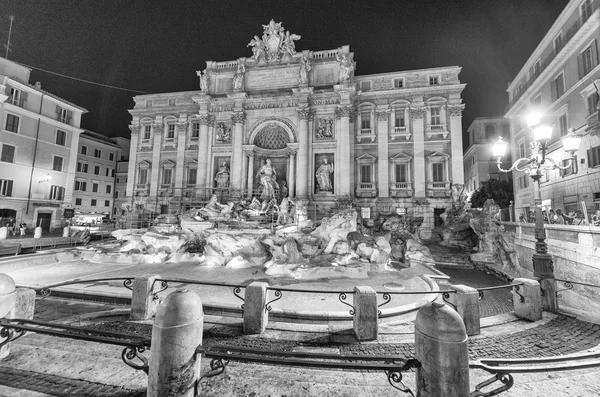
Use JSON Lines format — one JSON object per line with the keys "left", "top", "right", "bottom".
{"left": 554, "top": 209, "right": 565, "bottom": 225}
{"left": 528, "top": 210, "right": 535, "bottom": 223}
{"left": 19, "top": 221, "right": 26, "bottom": 236}
{"left": 592, "top": 210, "right": 600, "bottom": 227}
{"left": 574, "top": 210, "right": 588, "bottom": 226}
{"left": 548, "top": 209, "right": 555, "bottom": 224}
{"left": 6, "top": 219, "right": 15, "bottom": 236}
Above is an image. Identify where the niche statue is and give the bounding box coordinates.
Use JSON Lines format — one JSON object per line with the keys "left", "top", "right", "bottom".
{"left": 315, "top": 157, "right": 334, "bottom": 192}
{"left": 215, "top": 161, "right": 230, "bottom": 188}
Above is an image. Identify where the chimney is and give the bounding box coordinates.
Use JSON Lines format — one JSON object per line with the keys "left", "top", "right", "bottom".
{"left": 34, "top": 81, "right": 42, "bottom": 90}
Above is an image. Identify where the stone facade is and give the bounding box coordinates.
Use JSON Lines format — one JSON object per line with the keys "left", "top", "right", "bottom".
{"left": 127, "top": 21, "right": 465, "bottom": 234}
{"left": 0, "top": 58, "right": 86, "bottom": 231}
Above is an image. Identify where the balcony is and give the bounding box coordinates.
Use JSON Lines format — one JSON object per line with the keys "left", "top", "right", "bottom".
{"left": 7, "top": 97, "right": 26, "bottom": 108}
{"left": 162, "top": 139, "right": 176, "bottom": 150}
{"left": 426, "top": 181, "right": 451, "bottom": 198}
{"left": 586, "top": 110, "right": 600, "bottom": 135}
{"left": 390, "top": 126, "right": 411, "bottom": 141}
{"left": 134, "top": 184, "right": 149, "bottom": 197}
{"left": 426, "top": 124, "right": 449, "bottom": 140}
{"left": 356, "top": 182, "right": 377, "bottom": 197}
{"left": 139, "top": 140, "right": 152, "bottom": 151}
{"left": 357, "top": 128, "right": 376, "bottom": 143}
{"left": 390, "top": 182, "right": 413, "bottom": 198}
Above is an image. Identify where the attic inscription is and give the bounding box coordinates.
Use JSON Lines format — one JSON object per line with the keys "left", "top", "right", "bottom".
{"left": 246, "top": 67, "right": 300, "bottom": 90}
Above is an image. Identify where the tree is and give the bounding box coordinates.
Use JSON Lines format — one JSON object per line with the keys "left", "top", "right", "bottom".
{"left": 470, "top": 179, "right": 514, "bottom": 209}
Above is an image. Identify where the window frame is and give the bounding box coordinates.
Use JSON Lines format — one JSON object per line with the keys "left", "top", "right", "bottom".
{"left": 1, "top": 144, "right": 16, "bottom": 163}
{"left": 429, "top": 75, "right": 440, "bottom": 85}
{"left": 5, "top": 113, "right": 20, "bottom": 133}
{"left": 81, "top": 145, "right": 88, "bottom": 155}
{"left": 55, "top": 130, "right": 67, "bottom": 146}
{"left": 94, "top": 149, "right": 102, "bottom": 159}
{"left": 52, "top": 156, "right": 64, "bottom": 172}
{"left": 0, "top": 179, "right": 13, "bottom": 197}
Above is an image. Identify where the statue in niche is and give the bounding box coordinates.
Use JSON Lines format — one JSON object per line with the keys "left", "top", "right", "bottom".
{"left": 233, "top": 63, "right": 245, "bottom": 91}
{"left": 316, "top": 118, "right": 333, "bottom": 139}
{"left": 196, "top": 69, "right": 209, "bottom": 92}
{"left": 256, "top": 158, "right": 279, "bottom": 201}
{"left": 336, "top": 51, "right": 355, "bottom": 82}
{"left": 215, "top": 123, "right": 231, "bottom": 143}
{"left": 247, "top": 35, "right": 266, "bottom": 62}
{"left": 298, "top": 55, "right": 311, "bottom": 85}
{"left": 214, "top": 161, "right": 230, "bottom": 188}
{"left": 315, "top": 157, "right": 334, "bottom": 192}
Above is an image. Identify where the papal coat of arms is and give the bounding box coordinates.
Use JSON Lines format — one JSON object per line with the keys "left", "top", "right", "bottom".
{"left": 247, "top": 20, "right": 301, "bottom": 63}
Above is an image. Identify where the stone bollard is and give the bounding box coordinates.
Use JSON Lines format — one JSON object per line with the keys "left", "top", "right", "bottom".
{"left": 513, "top": 278, "right": 542, "bottom": 321}
{"left": 353, "top": 286, "right": 378, "bottom": 341}
{"left": 243, "top": 282, "right": 268, "bottom": 334}
{"left": 0, "top": 227, "right": 7, "bottom": 240}
{"left": 148, "top": 289, "right": 204, "bottom": 397}
{"left": 415, "top": 301, "right": 470, "bottom": 397}
{"left": 540, "top": 278, "right": 558, "bottom": 313}
{"left": 34, "top": 227, "right": 42, "bottom": 239}
{"left": 0, "top": 274, "right": 17, "bottom": 360}
{"left": 449, "top": 284, "right": 480, "bottom": 336}
{"left": 62, "top": 226, "right": 70, "bottom": 237}
{"left": 130, "top": 275, "right": 162, "bottom": 321}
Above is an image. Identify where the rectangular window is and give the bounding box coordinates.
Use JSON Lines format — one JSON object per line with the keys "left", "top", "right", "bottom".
{"left": 162, "top": 168, "right": 173, "bottom": 185}
{"left": 75, "top": 198, "right": 82, "bottom": 205}
{"left": 106, "top": 185, "right": 112, "bottom": 194}
{"left": 360, "top": 81, "right": 371, "bottom": 92}
{"left": 92, "top": 183, "right": 99, "bottom": 193}
{"left": 94, "top": 165, "right": 100, "bottom": 175}
{"left": 81, "top": 146, "right": 87, "bottom": 155}
{"left": 91, "top": 199, "right": 97, "bottom": 207}
{"left": 395, "top": 111, "right": 405, "bottom": 127}
{"left": 74, "top": 181, "right": 87, "bottom": 191}
{"left": 394, "top": 78, "right": 404, "bottom": 88}
{"left": 8, "top": 87, "right": 21, "bottom": 106}
{"left": 187, "top": 168, "right": 197, "bottom": 185}
{"left": 430, "top": 108, "right": 441, "bottom": 125}
{"left": 360, "top": 165, "right": 371, "bottom": 183}
{"left": 560, "top": 156, "right": 578, "bottom": 177}
{"left": 432, "top": 163, "right": 444, "bottom": 182}
{"left": 167, "top": 124, "right": 175, "bottom": 139}
{"left": 105, "top": 168, "right": 110, "bottom": 177}
{"left": 554, "top": 33, "right": 563, "bottom": 53}
{"left": 361, "top": 112, "right": 371, "bottom": 129}
{"left": 111, "top": 169, "right": 115, "bottom": 177}
{"left": 115, "top": 191, "right": 119, "bottom": 198}
{"left": 138, "top": 169, "right": 148, "bottom": 184}
{"left": 55, "top": 130, "right": 66, "bottom": 146}
{"left": 588, "top": 145, "right": 600, "bottom": 167}
{"left": 429, "top": 75, "right": 439, "bottom": 85}
{"left": 395, "top": 164, "right": 407, "bottom": 182}
{"left": 144, "top": 125, "right": 151, "bottom": 139}
{"left": 551, "top": 74, "right": 565, "bottom": 102}
{"left": 94, "top": 149, "right": 101, "bottom": 158}
{"left": 582, "top": 45, "right": 594, "bottom": 77}
{"left": 588, "top": 93, "right": 599, "bottom": 115}
{"left": 581, "top": 0, "right": 593, "bottom": 20}
{"left": 109, "top": 153, "right": 114, "bottom": 161}
{"left": 105, "top": 200, "right": 110, "bottom": 207}
{"left": 559, "top": 114, "right": 568, "bottom": 137}
{"left": 77, "top": 162, "right": 82, "bottom": 172}
{"left": 519, "top": 140, "right": 527, "bottom": 158}
{"left": 49, "top": 185, "right": 64, "bottom": 200}
{"left": 53, "top": 156, "right": 63, "bottom": 172}
{"left": 533, "top": 59, "right": 541, "bottom": 77}
{"left": 5, "top": 114, "right": 19, "bottom": 133}
{"left": 1, "top": 144, "right": 15, "bottom": 163}
{"left": 191, "top": 123, "right": 199, "bottom": 139}
{"left": 0, "top": 179, "right": 13, "bottom": 197}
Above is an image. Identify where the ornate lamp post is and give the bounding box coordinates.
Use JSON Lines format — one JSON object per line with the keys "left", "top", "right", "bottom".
{"left": 492, "top": 111, "right": 581, "bottom": 311}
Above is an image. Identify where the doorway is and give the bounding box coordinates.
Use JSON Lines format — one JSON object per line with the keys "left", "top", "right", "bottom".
{"left": 36, "top": 212, "right": 52, "bottom": 232}
{"left": 0, "top": 209, "right": 17, "bottom": 227}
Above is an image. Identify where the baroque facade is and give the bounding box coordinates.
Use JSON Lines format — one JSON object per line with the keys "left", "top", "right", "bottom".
{"left": 505, "top": 0, "right": 600, "bottom": 218}
{"left": 127, "top": 21, "right": 465, "bottom": 233}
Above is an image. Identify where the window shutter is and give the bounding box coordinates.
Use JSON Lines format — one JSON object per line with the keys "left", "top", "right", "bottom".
{"left": 6, "top": 180, "right": 13, "bottom": 197}
{"left": 56, "top": 105, "right": 61, "bottom": 115}
{"left": 20, "top": 92, "right": 27, "bottom": 106}
{"left": 59, "top": 187, "right": 65, "bottom": 200}
{"left": 589, "top": 149, "right": 594, "bottom": 167}
{"left": 577, "top": 53, "right": 585, "bottom": 79}
{"left": 550, "top": 79, "right": 557, "bottom": 102}
{"left": 66, "top": 110, "right": 72, "bottom": 124}
{"left": 592, "top": 39, "right": 599, "bottom": 68}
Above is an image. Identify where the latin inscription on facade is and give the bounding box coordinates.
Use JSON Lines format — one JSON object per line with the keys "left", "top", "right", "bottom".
{"left": 246, "top": 67, "right": 300, "bottom": 91}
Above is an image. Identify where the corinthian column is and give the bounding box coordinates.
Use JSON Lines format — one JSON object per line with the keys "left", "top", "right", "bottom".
{"left": 297, "top": 108, "right": 311, "bottom": 199}
{"left": 231, "top": 111, "right": 246, "bottom": 193}
{"left": 448, "top": 104, "right": 465, "bottom": 185}
{"left": 411, "top": 107, "right": 427, "bottom": 197}
{"left": 246, "top": 151, "right": 254, "bottom": 198}
{"left": 335, "top": 106, "right": 352, "bottom": 196}
{"left": 127, "top": 125, "right": 140, "bottom": 198}
{"left": 150, "top": 123, "right": 163, "bottom": 197}
{"left": 288, "top": 149, "right": 297, "bottom": 198}
{"left": 174, "top": 122, "right": 188, "bottom": 195}
{"left": 376, "top": 108, "right": 391, "bottom": 198}
{"left": 196, "top": 115, "right": 210, "bottom": 195}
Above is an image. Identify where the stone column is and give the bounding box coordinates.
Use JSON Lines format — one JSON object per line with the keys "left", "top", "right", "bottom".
{"left": 376, "top": 108, "right": 390, "bottom": 198}
{"left": 335, "top": 106, "right": 352, "bottom": 196}
{"left": 296, "top": 108, "right": 310, "bottom": 199}
{"left": 204, "top": 116, "right": 215, "bottom": 199}
{"left": 196, "top": 115, "right": 210, "bottom": 197}
{"left": 149, "top": 123, "right": 163, "bottom": 197}
{"left": 174, "top": 122, "right": 188, "bottom": 196}
{"left": 231, "top": 112, "right": 246, "bottom": 194}
{"left": 246, "top": 151, "right": 254, "bottom": 198}
{"left": 288, "top": 150, "right": 296, "bottom": 198}
{"left": 126, "top": 125, "right": 139, "bottom": 198}
{"left": 448, "top": 104, "right": 465, "bottom": 185}
{"left": 411, "top": 107, "right": 427, "bottom": 197}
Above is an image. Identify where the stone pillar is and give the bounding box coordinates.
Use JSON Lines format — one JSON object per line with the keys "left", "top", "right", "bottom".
{"left": 297, "top": 108, "right": 310, "bottom": 199}
{"left": 448, "top": 105, "right": 465, "bottom": 185}
{"left": 353, "top": 286, "right": 378, "bottom": 341}
{"left": 196, "top": 115, "right": 210, "bottom": 197}
{"left": 376, "top": 108, "right": 390, "bottom": 198}
{"left": 0, "top": 274, "right": 17, "bottom": 360}
{"left": 0, "top": 227, "right": 6, "bottom": 240}
{"left": 288, "top": 150, "right": 296, "bottom": 198}
{"left": 513, "top": 278, "right": 542, "bottom": 322}
{"left": 149, "top": 123, "right": 163, "bottom": 197}
{"left": 243, "top": 282, "right": 268, "bottom": 334}
{"left": 415, "top": 301, "right": 470, "bottom": 397}
{"left": 246, "top": 152, "right": 255, "bottom": 198}
{"left": 34, "top": 227, "right": 42, "bottom": 239}
{"left": 231, "top": 112, "right": 246, "bottom": 193}
{"left": 204, "top": 119, "right": 215, "bottom": 199}
{"left": 450, "top": 284, "right": 480, "bottom": 336}
{"left": 126, "top": 125, "right": 140, "bottom": 198}
{"left": 148, "top": 289, "right": 204, "bottom": 397}
{"left": 336, "top": 106, "right": 352, "bottom": 196}
{"left": 540, "top": 278, "right": 558, "bottom": 313}
{"left": 130, "top": 274, "right": 162, "bottom": 321}
{"left": 411, "top": 107, "right": 426, "bottom": 197}
{"left": 174, "top": 122, "right": 188, "bottom": 195}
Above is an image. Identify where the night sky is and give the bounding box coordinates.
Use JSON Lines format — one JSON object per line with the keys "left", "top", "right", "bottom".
{"left": 0, "top": 0, "right": 568, "bottom": 145}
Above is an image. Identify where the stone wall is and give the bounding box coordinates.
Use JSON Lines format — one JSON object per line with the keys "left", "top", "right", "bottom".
{"left": 500, "top": 222, "right": 600, "bottom": 321}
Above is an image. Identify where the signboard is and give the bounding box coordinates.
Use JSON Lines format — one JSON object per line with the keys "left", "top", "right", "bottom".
{"left": 361, "top": 207, "right": 371, "bottom": 219}
{"left": 246, "top": 66, "right": 300, "bottom": 91}
{"left": 63, "top": 208, "right": 75, "bottom": 218}
{"left": 396, "top": 208, "right": 406, "bottom": 215}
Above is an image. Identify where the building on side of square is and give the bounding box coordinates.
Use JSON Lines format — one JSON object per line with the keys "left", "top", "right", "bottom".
{"left": 505, "top": 0, "right": 600, "bottom": 218}
{"left": 0, "top": 57, "right": 86, "bottom": 231}
{"left": 464, "top": 117, "right": 512, "bottom": 200}
{"left": 112, "top": 137, "right": 131, "bottom": 219}
{"left": 127, "top": 21, "right": 465, "bottom": 236}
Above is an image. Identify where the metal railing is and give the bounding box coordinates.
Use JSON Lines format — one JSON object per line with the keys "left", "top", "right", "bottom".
{"left": 152, "top": 278, "right": 246, "bottom": 309}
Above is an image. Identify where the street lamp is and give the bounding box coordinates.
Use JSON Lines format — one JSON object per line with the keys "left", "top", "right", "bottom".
{"left": 492, "top": 111, "right": 581, "bottom": 311}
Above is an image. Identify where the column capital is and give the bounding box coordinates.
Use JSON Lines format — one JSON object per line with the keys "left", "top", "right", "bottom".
{"left": 198, "top": 115, "right": 211, "bottom": 126}
{"left": 286, "top": 148, "right": 298, "bottom": 157}
{"left": 376, "top": 109, "right": 391, "bottom": 121}
{"left": 129, "top": 124, "right": 140, "bottom": 135}
{"left": 153, "top": 123, "right": 164, "bottom": 134}
{"left": 244, "top": 149, "right": 255, "bottom": 158}
{"left": 447, "top": 104, "right": 465, "bottom": 118}
{"left": 176, "top": 122, "right": 189, "bottom": 132}
{"left": 232, "top": 111, "right": 246, "bottom": 125}
{"left": 335, "top": 105, "right": 353, "bottom": 120}
{"left": 297, "top": 107, "right": 311, "bottom": 120}
{"left": 410, "top": 107, "right": 427, "bottom": 119}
